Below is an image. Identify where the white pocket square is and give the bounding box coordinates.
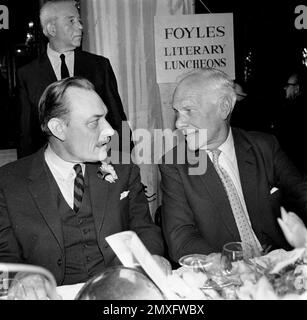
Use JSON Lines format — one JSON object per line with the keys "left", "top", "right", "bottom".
{"left": 270, "top": 187, "right": 279, "bottom": 194}
{"left": 120, "top": 191, "right": 130, "bottom": 200}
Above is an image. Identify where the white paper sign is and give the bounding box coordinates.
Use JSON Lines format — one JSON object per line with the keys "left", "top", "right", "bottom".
{"left": 154, "top": 13, "right": 235, "bottom": 83}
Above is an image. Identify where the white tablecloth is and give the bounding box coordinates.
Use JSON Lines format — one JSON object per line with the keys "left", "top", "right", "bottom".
{"left": 56, "top": 283, "right": 85, "bottom": 300}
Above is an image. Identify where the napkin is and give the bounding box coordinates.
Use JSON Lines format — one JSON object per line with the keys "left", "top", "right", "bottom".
{"left": 269, "top": 248, "right": 306, "bottom": 274}
{"left": 105, "top": 231, "right": 178, "bottom": 299}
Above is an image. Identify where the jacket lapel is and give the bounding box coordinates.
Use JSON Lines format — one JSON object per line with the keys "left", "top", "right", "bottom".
{"left": 38, "top": 53, "right": 57, "bottom": 84}
{"left": 27, "top": 148, "right": 64, "bottom": 250}
{"left": 86, "top": 164, "right": 109, "bottom": 237}
{"left": 196, "top": 151, "right": 240, "bottom": 239}
{"left": 233, "top": 129, "right": 262, "bottom": 237}
{"left": 74, "top": 50, "right": 91, "bottom": 79}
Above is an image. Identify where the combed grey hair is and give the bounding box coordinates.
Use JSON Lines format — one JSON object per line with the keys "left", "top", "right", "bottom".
{"left": 40, "top": 0, "right": 76, "bottom": 36}
{"left": 177, "top": 68, "right": 237, "bottom": 111}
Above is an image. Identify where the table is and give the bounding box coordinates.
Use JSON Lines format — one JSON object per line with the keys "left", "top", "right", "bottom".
{"left": 56, "top": 283, "right": 85, "bottom": 300}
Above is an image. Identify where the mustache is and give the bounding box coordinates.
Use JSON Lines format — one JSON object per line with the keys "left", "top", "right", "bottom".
{"left": 96, "top": 136, "right": 111, "bottom": 148}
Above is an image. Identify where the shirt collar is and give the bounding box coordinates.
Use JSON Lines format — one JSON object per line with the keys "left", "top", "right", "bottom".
{"left": 44, "top": 144, "right": 85, "bottom": 180}
{"left": 218, "top": 128, "right": 236, "bottom": 162}
{"left": 47, "top": 43, "right": 74, "bottom": 59}
{"left": 200, "top": 128, "right": 235, "bottom": 159}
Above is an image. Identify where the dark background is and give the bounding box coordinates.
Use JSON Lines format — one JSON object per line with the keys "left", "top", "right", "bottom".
{"left": 196, "top": 0, "right": 307, "bottom": 79}
{"left": 0, "top": 0, "right": 41, "bottom": 149}
{"left": 0, "top": 0, "right": 306, "bottom": 149}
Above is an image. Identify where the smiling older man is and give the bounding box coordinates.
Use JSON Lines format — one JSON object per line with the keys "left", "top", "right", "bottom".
{"left": 159, "top": 68, "right": 307, "bottom": 263}
{"left": 0, "top": 77, "right": 168, "bottom": 292}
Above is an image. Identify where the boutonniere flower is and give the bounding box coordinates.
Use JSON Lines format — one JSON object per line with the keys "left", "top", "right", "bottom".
{"left": 97, "top": 161, "right": 118, "bottom": 183}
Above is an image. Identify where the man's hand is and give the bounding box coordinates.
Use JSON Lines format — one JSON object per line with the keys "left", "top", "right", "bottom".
{"left": 152, "top": 255, "right": 172, "bottom": 276}
{"left": 278, "top": 207, "right": 307, "bottom": 248}
{"left": 7, "top": 273, "right": 62, "bottom": 300}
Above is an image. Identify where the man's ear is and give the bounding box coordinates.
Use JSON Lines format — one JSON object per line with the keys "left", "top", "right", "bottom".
{"left": 219, "top": 96, "right": 233, "bottom": 120}
{"left": 47, "top": 118, "right": 67, "bottom": 141}
{"left": 46, "top": 21, "right": 56, "bottom": 37}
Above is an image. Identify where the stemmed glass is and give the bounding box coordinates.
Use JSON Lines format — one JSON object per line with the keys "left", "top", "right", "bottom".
{"left": 220, "top": 242, "right": 248, "bottom": 274}
{"left": 221, "top": 241, "right": 267, "bottom": 275}
{"left": 178, "top": 254, "right": 211, "bottom": 273}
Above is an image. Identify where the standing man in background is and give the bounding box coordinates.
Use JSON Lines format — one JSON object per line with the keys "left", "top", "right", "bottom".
{"left": 17, "top": 0, "right": 129, "bottom": 158}
{"left": 273, "top": 69, "right": 307, "bottom": 174}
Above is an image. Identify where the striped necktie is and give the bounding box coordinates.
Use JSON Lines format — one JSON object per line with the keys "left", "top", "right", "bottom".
{"left": 211, "top": 149, "right": 261, "bottom": 258}
{"left": 73, "top": 164, "right": 84, "bottom": 213}
{"left": 60, "top": 53, "right": 70, "bottom": 79}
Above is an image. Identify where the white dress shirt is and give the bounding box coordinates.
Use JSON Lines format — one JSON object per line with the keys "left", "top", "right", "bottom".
{"left": 47, "top": 44, "right": 74, "bottom": 80}
{"left": 205, "top": 129, "right": 262, "bottom": 249}
{"left": 44, "top": 145, "right": 85, "bottom": 209}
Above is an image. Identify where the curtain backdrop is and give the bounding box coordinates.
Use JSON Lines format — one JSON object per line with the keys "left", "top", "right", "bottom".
{"left": 81, "top": 0, "right": 194, "bottom": 216}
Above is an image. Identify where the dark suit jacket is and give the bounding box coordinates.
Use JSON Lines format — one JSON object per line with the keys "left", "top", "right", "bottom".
{"left": 0, "top": 148, "right": 164, "bottom": 285}
{"left": 159, "top": 128, "right": 307, "bottom": 262}
{"left": 17, "top": 49, "right": 128, "bottom": 158}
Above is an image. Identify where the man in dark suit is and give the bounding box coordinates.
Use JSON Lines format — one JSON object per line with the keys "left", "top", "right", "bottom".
{"left": 0, "top": 77, "right": 168, "bottom": 292}
{"left": 273, "top": 70, "right": 307, "bottom": 174}
{"left": 159, "top": 68, "right": 307, "bottom": 263}
{"left": 17, "top": 0, "right": 129, "bottom": 158}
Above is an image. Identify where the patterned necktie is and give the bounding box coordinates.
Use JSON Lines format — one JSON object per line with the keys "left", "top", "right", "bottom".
{"left": 73, "top": 164, "right": 84, "bottom": 213}
{"left": 211, "top": 149, "right": 261, "bottom": 258}
{"left": 60, "top": 54, "right": 70, "bottom": 79}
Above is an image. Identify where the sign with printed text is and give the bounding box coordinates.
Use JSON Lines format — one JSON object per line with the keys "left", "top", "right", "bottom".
{"left": 154, "top": 13, "right": 235, "bottom": 83}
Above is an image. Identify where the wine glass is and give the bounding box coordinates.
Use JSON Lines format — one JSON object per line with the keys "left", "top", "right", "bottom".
{"left": 0, "top": 263, "right": 59, "bottom": 300}
{"left": 221, "top": 242, "right": 247, "bottom": 274}
{"left": 178, "top": 254, "right": 211, "bottom": 274}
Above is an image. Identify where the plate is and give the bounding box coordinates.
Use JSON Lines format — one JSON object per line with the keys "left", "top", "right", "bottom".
{"left": 202, "top": 275, "right": 234, "bottom": 289}
{"left": 174, "top": 266, "right": 234, "bottom": 289}
{"left": 178, "top": 254, "right": 212, "bottom": 271}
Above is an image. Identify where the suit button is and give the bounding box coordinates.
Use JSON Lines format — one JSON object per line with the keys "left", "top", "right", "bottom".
{"left": 57, "top": 258, "right": 63, "bottom": 266}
